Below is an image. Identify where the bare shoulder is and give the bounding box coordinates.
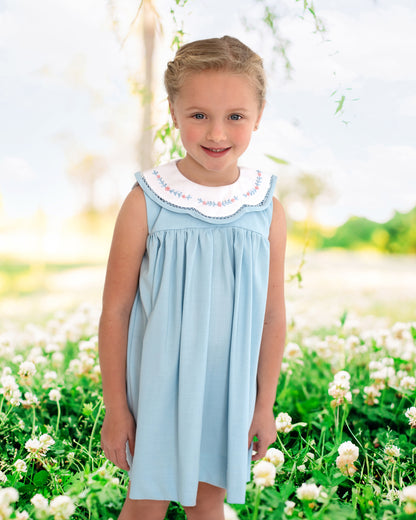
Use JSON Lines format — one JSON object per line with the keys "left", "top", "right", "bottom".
{"left": 117, "top": 184, "right": 146, "bottom": 223}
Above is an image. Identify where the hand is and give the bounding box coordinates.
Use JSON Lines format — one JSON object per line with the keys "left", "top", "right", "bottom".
{"left": 100, "top": 408, "right": 136, "bottom": 471}
{"left": 248, "top": 406, "right": 277, "bottom": 461}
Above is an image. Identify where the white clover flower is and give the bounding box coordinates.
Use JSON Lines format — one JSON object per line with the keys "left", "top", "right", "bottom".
{"left": 328, "top": 371, "right": 352, "bottom": 407}
{"left": 1, "top": 374, "right": 15, "bottom": 388}
{"left": 384, "top": 444, "right": 400, "bottom": 461}
{"left": 9, "top": 391, "right": 22, "bottom": 406}
{"left": 79, "top": 339, "right": 97, "bottom": 353}
{"left": 338, "top": 441, "right": 359, "bottom": 460}
{"left": 297, "top": 464, "right": 307, "bottom": 473}
{"left": 252, "top": 460, "right": 276, "bottom": 488}
{"left": 264, "top": 448, "right": 284, "bottom": 470}
{"left": 0, "top": 470, "right": 7, "bottom": 483}
{"left": 391, "top": 322, "right": 411, "bottom": 340}
{"left": 345, "top": 335, "right": 361, "bottom": 351}
{"left": 31, "top": 493, "right": 49, "bottom": 512}
{"left": 45, "top": 343, "right": 61, "bottom": 353}
{"left": 381, "top": 357, "right": 394, "bottom": 367}
{"left": 364, "top": 385, "right": 381, "bottom": 406}
{"left": 25, "top": 438, "right": 42, "bottom": 454}
{"left": 0, "top": 487, "right": 19, "bottom": 518}
{"left": 14, "top": 459, "right": 27, "bottom": 473}
{"left": 16, "top": 512, "right": 30, "bottom": 520}
{"left": 280, "top": 362, "right": 290, "bottom": 374}
{"left": 402, "top": 485, "right": 416, "bottom": 515}
{"left": 49, "top": 389, "right": 62, "bottom": 402}
{"left": 34, "top": 355, "right": 48, "bottom": 366}
{"left": 336, "top": 455, "right": 358, "bottom": 476}
{"left": 18, "top": 361, "right": 36, "bottom": 378}
{"left": 0, "top": 374, "right": 20, "bottom": 403}
{"left": 224, "top": 503, "right": 239, "bottom": 520}
{"left": 42, "top": 371, "right": 58, "bottom": 389}
{"left": 52, "top": 352, "right": 65, "bottom": 366}
{"left": 49, "top": 495, "right": 76, "bottom": 520}
{"left": 336, "top": 441, "right": 359, "bottom": 476}
{"left": 25, "top": 434, "right": 55, "bottom": 457}
{"left": 284, "top": 500, "right": 296, "bottom": 516}
{"left": 334, "top": 370, "right": 351, "bottom": 383}
{"left": 79, "top": 352, "right": 95, "bottom": 371}
{"left": 27, "top": 347, "right": 43, "bottom": 361}
{"left": 405, "top": 407, "right": 416, "bottom": 428}
{"left": 296, "top": 482, "right": 321, "bottom": 501}
{"left": 400, "top": 376, "right": 416, "bottom": 392}
{"left": 0, "top": 487, "right": 19, "bottom": 503}
{"left": 275, "top": 412, "right": 293, "bottom": 433}
{"left": 284, "top": 342, "right": 303, "bottom": 360}
{"left": 371, "top": 366, "right": 396, "bottom": 389}
{"left": 68, "top": 359, "right": 82, "bottom": 374}
{"left": 22, "top": 392, "right": 39, "bottom": 407}
{"left": 369, "top": 360, "right": 383, "bottom": 372}
{"left": 39, "top": 434, "right": 55, "bottom": 452}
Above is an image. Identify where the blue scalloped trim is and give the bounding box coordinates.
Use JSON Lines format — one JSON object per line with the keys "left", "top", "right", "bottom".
{"left": 134, "top": 169, "right": 277, "bottom": 224}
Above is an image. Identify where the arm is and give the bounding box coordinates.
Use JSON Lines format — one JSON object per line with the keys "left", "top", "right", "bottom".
{"left": 99, "top": 185, "right": 148, "bottom": 471}
{"left": 249, "top": 197, "right": 287, "bottom": 460}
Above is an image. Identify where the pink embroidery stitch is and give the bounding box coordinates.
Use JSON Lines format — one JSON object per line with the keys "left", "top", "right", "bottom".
{"left": 150, "top": 168, "right": 264, "bottom": 207}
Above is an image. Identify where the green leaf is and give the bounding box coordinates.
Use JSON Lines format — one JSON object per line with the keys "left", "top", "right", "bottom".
{"left": 33, "top": 469, "right": 49, "bottom": 487}
{"left": 265, "top": 154, "right": 290, "bottom": 165}
{"left": 335, "top": 95, "right": 346, "bottom": 115}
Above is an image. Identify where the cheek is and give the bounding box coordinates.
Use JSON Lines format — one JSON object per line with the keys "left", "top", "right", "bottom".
{"left": 179, "top": 124, "right": 201, "bottom": 145}
{"left": 233, "top": 126, "right": 254, "bottom": 145}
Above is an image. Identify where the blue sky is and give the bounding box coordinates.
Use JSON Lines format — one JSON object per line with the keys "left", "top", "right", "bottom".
{"left": 0, "top": 0, "right": 415, "bottom": 225}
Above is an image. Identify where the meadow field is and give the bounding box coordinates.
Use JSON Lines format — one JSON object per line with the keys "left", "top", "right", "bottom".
{"left": 1, "top": 246, "right": 415, "bottom": 519}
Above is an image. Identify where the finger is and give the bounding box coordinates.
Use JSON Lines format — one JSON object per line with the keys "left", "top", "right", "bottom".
{"left": 115, "top": 449, "right": 130, "bottom": 472}
{"left": 251, "top": 441, "right": 261, "bottom": 461}
{"left": 255, "top": 438, "right": 269, "bottom": 460}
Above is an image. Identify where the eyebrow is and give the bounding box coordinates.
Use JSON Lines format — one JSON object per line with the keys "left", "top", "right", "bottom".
{"left": 185, "top": 106, "right": 251, "bottom": 113}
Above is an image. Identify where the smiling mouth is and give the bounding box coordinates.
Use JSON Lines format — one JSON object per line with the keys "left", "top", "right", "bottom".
{"left": 202, "top": 146, "right": 231, "bottom": 154}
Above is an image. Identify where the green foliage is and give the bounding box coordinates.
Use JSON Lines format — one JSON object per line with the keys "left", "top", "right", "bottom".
{"left": 318, "top": 207, "right": 416, "bottom": 253}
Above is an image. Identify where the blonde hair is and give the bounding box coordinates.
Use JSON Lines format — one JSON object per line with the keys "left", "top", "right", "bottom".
{"left": 164, "top": 36, "right": 266, "bottom": 108}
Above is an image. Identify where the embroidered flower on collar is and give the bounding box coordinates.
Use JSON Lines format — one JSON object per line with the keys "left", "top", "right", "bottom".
{"left": 137, "top": 161, "right": 275, "bottom": 221}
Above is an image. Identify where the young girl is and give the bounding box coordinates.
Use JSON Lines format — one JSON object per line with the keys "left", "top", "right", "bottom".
{"left": 99, "top": 36, "right": 286, "bottom": 520}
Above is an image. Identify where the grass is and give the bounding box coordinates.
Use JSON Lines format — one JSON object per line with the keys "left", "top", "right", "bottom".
{"left": 0, "top": 303, "right": 415, "bottom": 519}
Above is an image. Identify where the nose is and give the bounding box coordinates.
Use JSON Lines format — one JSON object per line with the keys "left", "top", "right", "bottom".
{"left": 206, "top": 119, "right": 226, "bottom": 143}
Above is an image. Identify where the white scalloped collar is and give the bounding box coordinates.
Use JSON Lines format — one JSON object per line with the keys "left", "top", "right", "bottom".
{"left": 136, "top": 160, "right": 275, "bottom": 220}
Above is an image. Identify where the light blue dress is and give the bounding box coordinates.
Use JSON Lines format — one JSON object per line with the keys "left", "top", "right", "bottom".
{"left": 126, "top": 160, "right": 277, "bottom": 506}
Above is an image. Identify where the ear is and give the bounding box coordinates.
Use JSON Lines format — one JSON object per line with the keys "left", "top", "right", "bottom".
{"left": 254, "top": 101, "right": 265, "bottom": 131}
{"left": 169, "top": 100, "right": 179, "bottom": 129}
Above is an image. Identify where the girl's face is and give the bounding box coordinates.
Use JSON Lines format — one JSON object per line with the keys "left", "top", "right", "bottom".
{"left": 169, "top": 69, "right": 264, "bottom": 186}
